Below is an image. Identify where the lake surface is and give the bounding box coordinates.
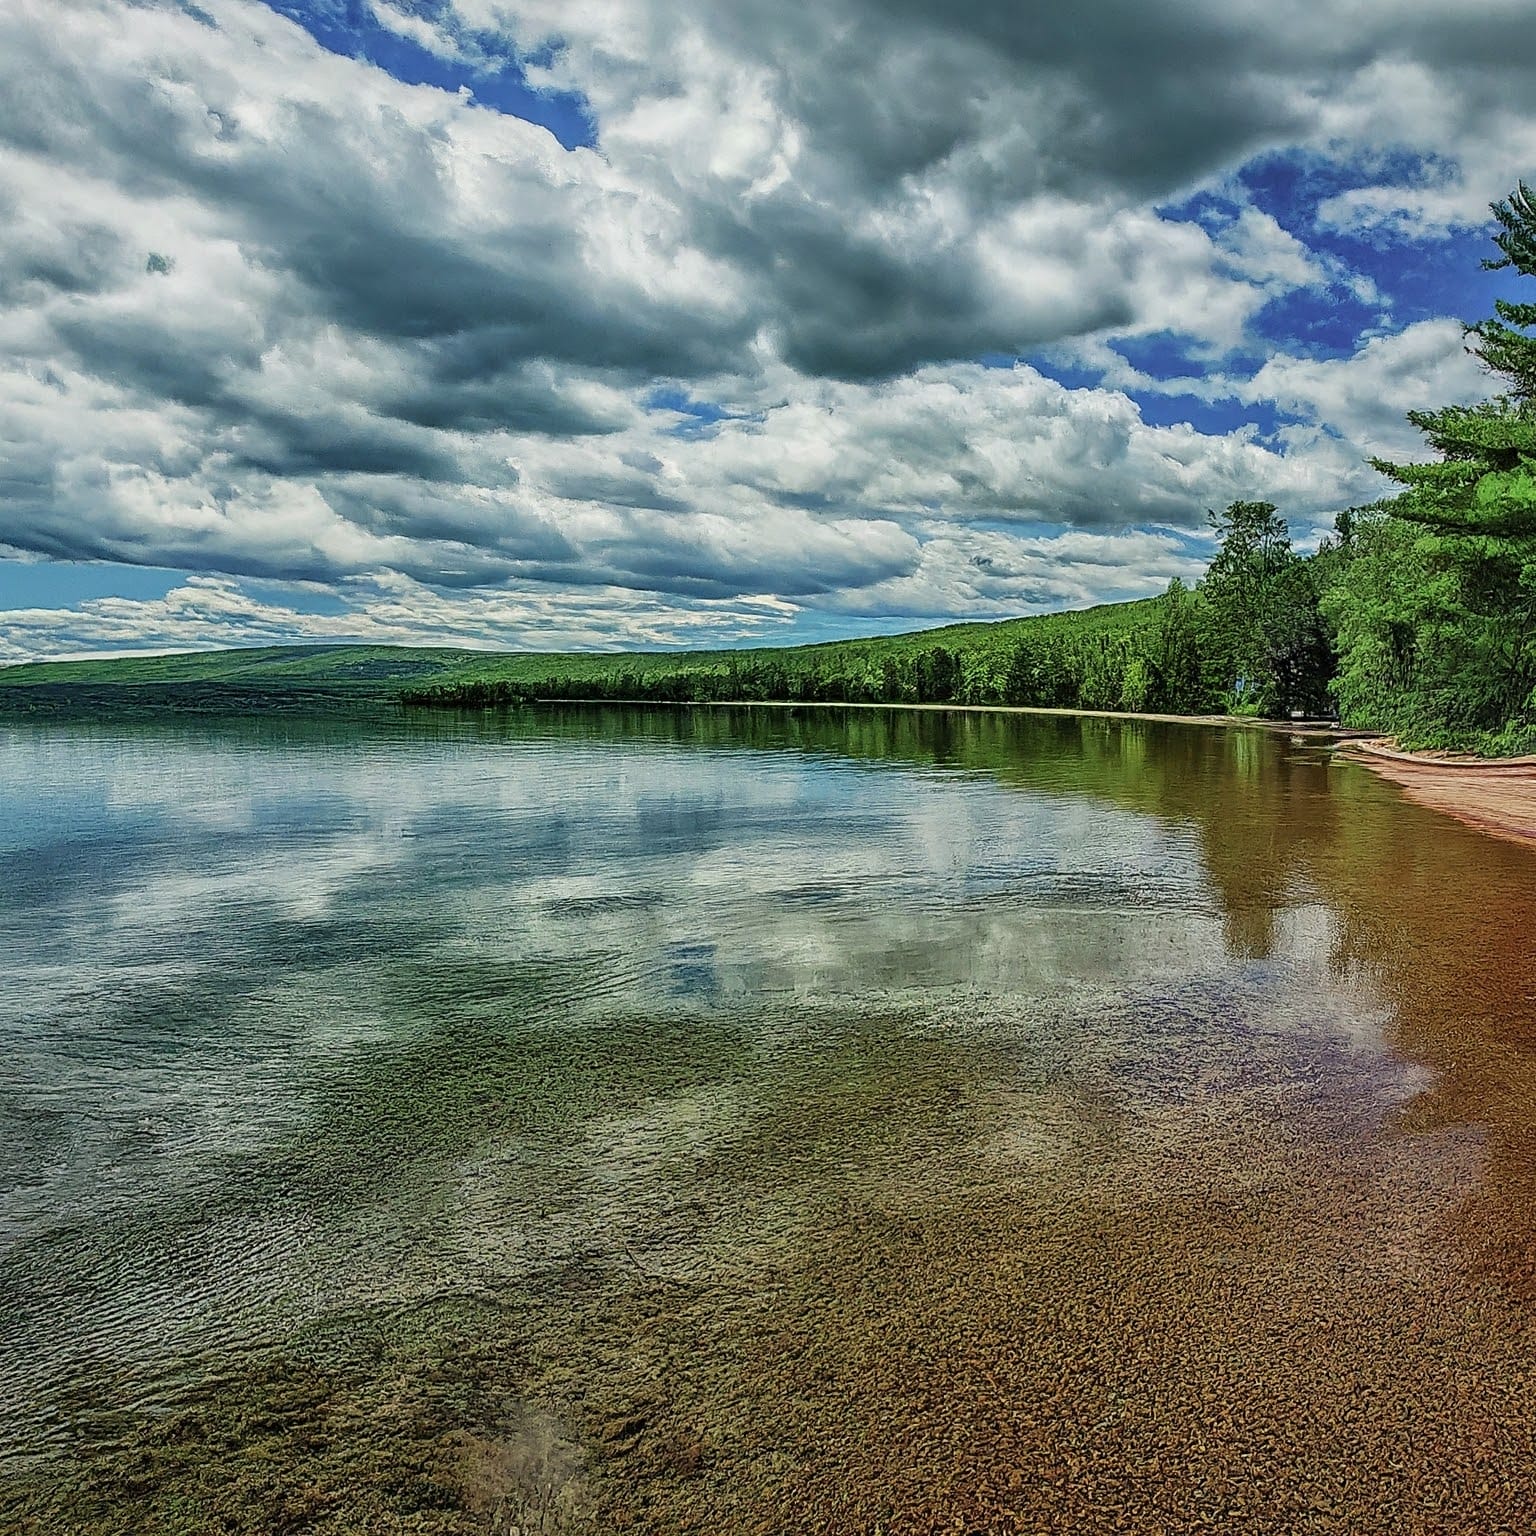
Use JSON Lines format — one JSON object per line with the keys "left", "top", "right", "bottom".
{"left": 4, "top": 704, "right": 1536, "bottom": 1533}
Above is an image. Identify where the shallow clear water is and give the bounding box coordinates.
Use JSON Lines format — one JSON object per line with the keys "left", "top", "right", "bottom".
{"left": 4, "top": 705, "right": 1536, "bottom": 1530}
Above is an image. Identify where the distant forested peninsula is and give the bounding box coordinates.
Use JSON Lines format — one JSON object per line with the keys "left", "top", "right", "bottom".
{"left": 395, "top": 559, "right": 1315, "bottom": 722}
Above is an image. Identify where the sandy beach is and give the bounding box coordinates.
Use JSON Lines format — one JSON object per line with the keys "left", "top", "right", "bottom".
{"left": 1341, "top": 737, "right": 1536, "bottom": 849}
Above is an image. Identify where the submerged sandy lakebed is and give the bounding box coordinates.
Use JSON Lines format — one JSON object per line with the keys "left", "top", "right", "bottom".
{"left": 2, "top": 704, "right": 1535, "bottom": 1534}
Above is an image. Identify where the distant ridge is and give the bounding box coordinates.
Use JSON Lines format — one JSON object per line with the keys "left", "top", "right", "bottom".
{"left": 0, "top": 599, "right": 1154, "bottom": 699}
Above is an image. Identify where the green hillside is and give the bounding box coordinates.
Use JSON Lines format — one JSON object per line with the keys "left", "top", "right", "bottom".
{"left": 0, "top": 642, "right": 483, "bottom": 689}
{"left": 0, "top": 600, "right": 1159, "bottom": 712}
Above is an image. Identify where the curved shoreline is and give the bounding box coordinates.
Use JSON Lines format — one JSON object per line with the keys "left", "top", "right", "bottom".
{"left": 688, "top": 700, "right": 1536, "bottom": 853}
{"left": 1338, "top": 737, "right": 1536, "bottom": 847}
{"left": 690, "top": 701, "right": 1536, "bottom": 852}
{"left": 1340, "top": 737, "right": 1536, "bottom": 771}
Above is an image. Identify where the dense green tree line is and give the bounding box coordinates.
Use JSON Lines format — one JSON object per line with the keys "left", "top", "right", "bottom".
{"left": 399, "top": 679, "right": 532, "bottom": 708}
{"left": 401, "top": 564, "right": 1318, "bottom": 718}
{"left": 403, "top": 520, "right": 1335, "bottom": 719}
{"left": 395, "top": 505, "right": 1349, "bottom": 725}
{"left": 405, "top": 184, "right": 1536, "bottom": 753}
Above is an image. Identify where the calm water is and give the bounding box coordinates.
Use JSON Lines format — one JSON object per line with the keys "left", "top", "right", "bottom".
{"left": 4, "top": 705, "right": 1536, "bottom": 1531}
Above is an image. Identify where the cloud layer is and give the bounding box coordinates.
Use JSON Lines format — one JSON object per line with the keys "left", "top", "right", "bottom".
{"left": 1, "top": 0, "right": 1532, "bottom": 658}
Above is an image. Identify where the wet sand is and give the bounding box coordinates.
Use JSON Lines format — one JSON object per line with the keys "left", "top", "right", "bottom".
{"left": 1342, "top": 737, "right": 1536, "bottom": 849}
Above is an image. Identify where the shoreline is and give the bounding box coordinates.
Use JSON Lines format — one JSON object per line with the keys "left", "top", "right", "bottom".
{"left": 535, "top": 695, "right": 1271, "bottom": 729}
{"left": 1338, "top": 736, "right": 1536, "bottom": 848}
{"left": 547, "top": 696, "right": 1536, "bottom": 852}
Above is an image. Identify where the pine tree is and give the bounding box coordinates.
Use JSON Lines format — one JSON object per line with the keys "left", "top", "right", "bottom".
{"left": 1198, "top": 501, "right": 1330, "bottom": 715}
{"left": 1342, "top": 180, "right": 1536, "bottom": 746}
{"left": 1373, "top": 183, "right": 1536, "bottom": 540}
{"left": 1470, "top": 180, "right": 1536, "bottom": 397}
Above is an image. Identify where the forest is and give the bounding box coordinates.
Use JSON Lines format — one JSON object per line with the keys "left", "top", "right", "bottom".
{"left": 402, "top": 183, "right": 1536, "bottom": 755}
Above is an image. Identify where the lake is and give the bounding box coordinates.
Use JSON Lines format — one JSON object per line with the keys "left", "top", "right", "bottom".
{"left": 3, "top": 704, "right": 1536, "bottom": 1533}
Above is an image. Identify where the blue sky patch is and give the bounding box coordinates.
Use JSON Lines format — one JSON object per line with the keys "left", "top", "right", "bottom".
{"left": 1243, "top": 287, "right": 1380, "bottom": 363}
{"left": 244, "top": 579, "right": 353, "bottom": 617}
{"left": 1016, "top": 354, "right": 1105, "bottom": 391}
{"left": 1235, "top": 150, "right": 1526, "bottom": 326}
{"left": 0, "top": 560, "right": 186, "bottom": 611}
{"left": 251, "top": 0, "right": 596, "bottom": 147}
{"left": 1126, "top": 391, "right": 1287, "bottom": 440}
{"left": 646, "top": 389, "right": 745, "bottom": 437}
{"left": 1108, "top": 332, "right": 1212, "bottom": 384}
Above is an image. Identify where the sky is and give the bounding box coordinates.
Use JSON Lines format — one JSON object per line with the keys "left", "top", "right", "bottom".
{"left": 2, "top": 0, "right": 1535, "bottom": 662}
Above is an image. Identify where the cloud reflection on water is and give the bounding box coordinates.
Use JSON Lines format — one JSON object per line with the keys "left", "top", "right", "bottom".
{"left": 0, "top": 707, "right": 1475, "bottom": 1460}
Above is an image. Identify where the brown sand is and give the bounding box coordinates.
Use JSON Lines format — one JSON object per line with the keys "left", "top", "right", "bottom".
{"left": 1342, "top": 737, "right": 1536, "bottom": 848}
{"left": 14, "top": 1038, "right": 1536, "bottom": 1535}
